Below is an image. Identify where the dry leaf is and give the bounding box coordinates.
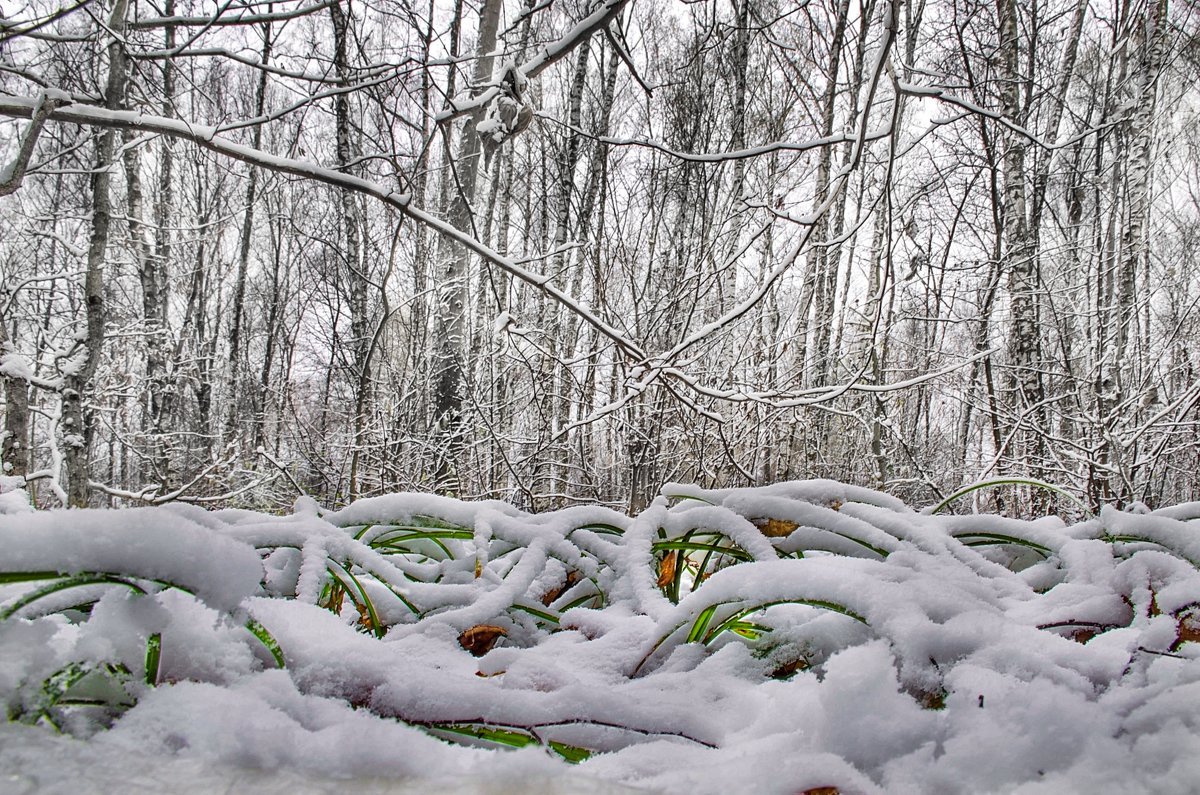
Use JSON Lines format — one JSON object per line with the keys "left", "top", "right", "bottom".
{"left": 321, "top": 583, "right": 345, "bottom": 615}
{"left": 917, "top": 688, "right": 947, "bottom": 710}
{"left": 769, "top": 656, "right": 809, "bottom": 679}
{"left": 459, "top": 624, "right": 507, "bottom": 657}
{"left": 1070, "top": 627, "right": 1098, "bottom": 644}
{"left": 800, "top": 787, "right": 840, "bottom": 795}
{"left": 542, "top": 569, "right": 583, "bottom": 606}
{"left": 657, "top": 551, "right": 678, "bottom": 588}
{"left": 355, "top": 601, "right": 374, "bottom": 632}
{"left": 474, "top": 557, "right": 483, "bottom": 579}
{"left": 1172, "top": 607, "right": 1200, "bottom": 650}
{"left": 755, "top": 517, "right": 800, "bottom": 537}
{"left": 828, "top": 499, "right": 843, "bottom": 511}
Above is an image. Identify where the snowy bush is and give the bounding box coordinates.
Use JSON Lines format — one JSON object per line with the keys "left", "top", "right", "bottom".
{"left": 4, "top": 481, "right": 1200, "bottom": 793}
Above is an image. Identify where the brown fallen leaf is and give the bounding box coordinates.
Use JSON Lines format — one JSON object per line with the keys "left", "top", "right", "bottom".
{"left": 542, "top": 569, "right": 583, "bottom": 606}
{"left": 355, "top": 601, "right": 375, "bottom": 633}
{"left": 754, "top": 517, "right": 800, "bottom": 537}
{"left": 800, "top": 787, "right": 840, "bottom": 795}
{"left": 321, "top": 582, "right": 345, "bottom": 615}
{"left": 769, "top": 656, "right": 810, "bottom": 679}
{"left": 1172, "top": 607, "right": 1200, "bottom": 651}
{"left": 656, "top": 551, "right": 678, "bottom": 588}
{"left": 1070, "top": 627, "right": 1099, "bottom": 644}
{"left": 459, "top": 624, "right": 507, "bottom": 657}
{"left": 917, "top": 688, "right": 947, "bottom": 710}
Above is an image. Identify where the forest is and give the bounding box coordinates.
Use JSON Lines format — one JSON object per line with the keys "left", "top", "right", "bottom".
{"left": 2, "top": 0, "right": 1195, "bottom": 516}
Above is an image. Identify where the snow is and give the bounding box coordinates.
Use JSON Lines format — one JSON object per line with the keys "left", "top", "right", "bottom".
{"left": 0, "top": 476, "right": 33, "bottom": 515}
{"left": 4, "top": 481, "right": 1200, "bottom": 794}
{"left": 0, "top": 352, "right": 33, "bottom": 381}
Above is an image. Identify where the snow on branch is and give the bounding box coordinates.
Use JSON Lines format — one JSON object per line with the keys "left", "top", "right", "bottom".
{"left": 0, "top": 93, "right": 63, "bottom": 197}
{"left": 128, "top": 0, "right": 336, "bottom": 29}
{"left": 437, "top": 0, "right": 633, "bottom": 122}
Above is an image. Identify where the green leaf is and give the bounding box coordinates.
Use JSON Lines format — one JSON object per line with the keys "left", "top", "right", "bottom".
{"left": 0, "top": 571, "right": 70, "bottom": 585}
{"left": 931, "top": 478, "right": 1091, "bottom": 516}
{"left": 686, "top": 604, "right": 719, "bottom": 644}
{"left": 569, "top": 523, "right": 625, "bottom": 537}
{"left": 701, "top": 599, "right": 868, "bottom": 645}
{"left": 426, "top": 722, "right": 594, "bottom": 764}
{"left": 1104, "top": 534, "right": 1200, "bottom": 567}
{"left": 653, "top": 540, "right": 753, "bottom": 562}
{"left": 663, "top": 493, "right": 715, "bottom": 505}
{"left": 548, "top": 741, "right": 593, "bottom": 763}
{"left": 953, "top": 532, "right": 1052, "bottom": 556}
{"left": 430, "top": 722, "right": 537, "bottom": 749}
{"left": 245, "top": 619, "right": 286, "bottom": 668}
{"left": 328, "top": 560, "right": 385, "bottom": 637}
{"left": 144, "top": 632, "right": 162, "bottom": 686}
{"left": 21, "top": 662, "right": 91, "bottom": 725}
{"left": 510, "top": 601, "right": 560, "bottom": 624}
{"left": 1, "top": 574, "right": 148, "bottom": 621}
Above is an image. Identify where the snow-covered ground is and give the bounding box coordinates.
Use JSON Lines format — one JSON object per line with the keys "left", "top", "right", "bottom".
{"left": 4, "top": 480, "right": 1200, "bottom": 794}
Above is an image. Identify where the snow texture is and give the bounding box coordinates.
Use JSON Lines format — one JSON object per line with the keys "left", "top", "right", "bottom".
{"left": 3, "top": 480, "right": 1200, "bottom": 794}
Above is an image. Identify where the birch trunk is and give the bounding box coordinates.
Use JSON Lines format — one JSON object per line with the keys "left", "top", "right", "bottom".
{"left": 63, "top": 0, "right": 128, "bottom": 507}
{"left": 433, "top": 0, "right": 502, "bottom": 494}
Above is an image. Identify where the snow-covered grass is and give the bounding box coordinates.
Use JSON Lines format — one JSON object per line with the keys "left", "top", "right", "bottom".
{"left": 4, "top": 481, "right": 1200, "bottom": 794}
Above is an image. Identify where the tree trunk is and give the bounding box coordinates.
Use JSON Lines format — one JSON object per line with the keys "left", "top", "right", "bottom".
{"left": 997, "top": 0, "right": 1045, "bottom": 497}
{"left": 63, "top": 0, "right": 129, "bottom": 507}
{"left": 226, "top": 20, "right": 273, "bottom": 442}
{"left": 432, "top": 0, "right": 503, "bottom": 494}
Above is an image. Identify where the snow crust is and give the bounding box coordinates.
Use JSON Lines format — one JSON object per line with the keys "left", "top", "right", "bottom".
{"left": 4, "top": 481, "right": 1200, "bottom": 794}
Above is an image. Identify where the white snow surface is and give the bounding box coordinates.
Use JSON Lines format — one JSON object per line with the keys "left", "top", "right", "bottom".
{"left": 3, "top": 481, "right": 1200, "bottom": 794}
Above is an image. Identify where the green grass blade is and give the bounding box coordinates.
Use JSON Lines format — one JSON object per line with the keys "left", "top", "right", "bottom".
{"left": 663, "top": 493, "right": 715, "bottom": 505}
{"left": 569, "top": 523, "right": 625, "bottom": 536}
{"left": 1103, "top": 534, "right": 1200, "bottom": 567}
{"left": 686, "top": 604, "right": 719, "bottom": 644}
{"left": 426, "top": 722, "right": 593, "bottom": 764}
{"left": 510, "top": 601, "right": 560, "bottom": 624}
{"left": 1, "top": 574, "right": 148, "bottom": 621}
{"left": 15, "top": 662, "right": 91, "bottom": 726}
{"left": 931, "top": 477, "right": 1091, "bottom": 515}
{"left": 144, "top": 633, "right": 162, "bottom": 686}
{"left": 430, "top": 723, "right": 537, "bottom": 749}
{"left": 652, "top": 540, "right": 754, "bottom": 562}
{"left": 953, "top": 532, "right": 1052, "bottom": 556}
{"left": 548, "top": 741, "right": 593, "bottom": 763}
{"left": 557, "top": 590, "right": 604, "bottom": 612}
{"left": 702, "top": 599, "right": 868, "bottom": 645}
{"left": 245, "top": 619, "right": 286, "bottom": 668}
{"left": 0, "top": 571, "right": 72, "bottom": 585}
{"left": 328, "top": 560, "right": 385, "bottom": 637}
{"left": 350, "top": 523, "right": 378, "bottom": 540}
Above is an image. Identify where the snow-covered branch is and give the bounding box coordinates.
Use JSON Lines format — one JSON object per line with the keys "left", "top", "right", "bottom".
{"left": 128, "top": 0, "right": 336, "bottom": 29}
{"left": 0, "top": 93, "right": 63, "bottom": 196}
{"left": 0, "top": 94, "right": 647, "bottom": 362}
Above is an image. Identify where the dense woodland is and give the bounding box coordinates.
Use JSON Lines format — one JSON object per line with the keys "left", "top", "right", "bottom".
{"left": 0, "top": 0, "right": 1196, "bottom": 515}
